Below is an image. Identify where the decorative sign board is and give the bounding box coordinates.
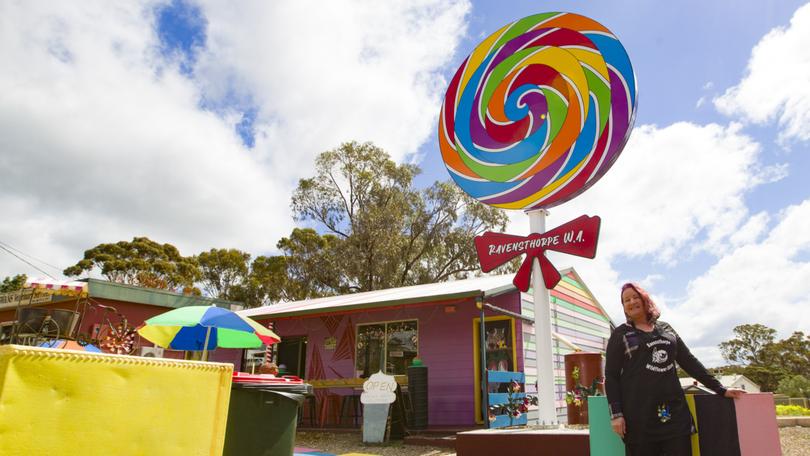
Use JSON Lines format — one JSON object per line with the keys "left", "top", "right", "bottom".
{"left": 361, "top": 371, "right": 397, "bottom": 443}
{"left": 475, "top": 215, "right": 600, "bottom": 291}
{"left": 361, "top": 371, "right": 397, "bottom": 405}
{"left": 0, "top": 290, "right": 52, "bottom": 307}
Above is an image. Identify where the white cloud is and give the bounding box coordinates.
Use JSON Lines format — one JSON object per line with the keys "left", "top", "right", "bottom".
{"left": 666, "top": 199, "right": 810, "bottom": 366}
{"left": 194, "top": 0, "right": 471, "bottom": 168}
{"left": 511, "top": 122, "right": 773, "bottom": 264}
{"left": 728, "top": 211, "right": 769, "bottom": 247}
{"left": 507, "top": 121, "right": 783, "bottom": 354}
{"left": 0, "top": 1, "right": 471, "bottom": 279}
{"left": 0, "top": 1, "right": 291, "bottom": 279}
{"left": 714, "top": 3, "right": 810, "bottom": 143}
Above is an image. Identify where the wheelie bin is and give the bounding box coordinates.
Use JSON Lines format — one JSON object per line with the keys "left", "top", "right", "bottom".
{"left": 223, "top": 373, "right": 312, "bottom": 456}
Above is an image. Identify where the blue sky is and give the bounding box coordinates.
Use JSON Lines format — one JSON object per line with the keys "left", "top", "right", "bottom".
{"left": 2, "top": 1, "right": 810, "bottom": 365}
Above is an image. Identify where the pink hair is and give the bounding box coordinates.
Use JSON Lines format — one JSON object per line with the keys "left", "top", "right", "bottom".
{"left": 620, "top": 282, "right": 661, "bottom": 324}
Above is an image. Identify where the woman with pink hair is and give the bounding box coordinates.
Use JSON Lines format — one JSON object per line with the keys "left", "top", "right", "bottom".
{"left": 604, "top": 283, "right": 745, "bottom": 455}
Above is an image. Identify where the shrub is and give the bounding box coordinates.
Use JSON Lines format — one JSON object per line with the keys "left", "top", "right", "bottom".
{"left": 777, "top": 375, "right": 810, "bottom": 398}
{"left": 775, "top": 405, "right": 810, "bottom": 416}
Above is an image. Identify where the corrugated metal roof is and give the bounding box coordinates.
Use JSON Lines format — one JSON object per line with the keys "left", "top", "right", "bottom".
{"left": 87, "top": 279, "right": 243, "bottom": 310}
{"left": 239, "top": 274, "right": 517, "bottom": 319}
{"left": 0, "top": 279, "right": 244, "bottom": 312}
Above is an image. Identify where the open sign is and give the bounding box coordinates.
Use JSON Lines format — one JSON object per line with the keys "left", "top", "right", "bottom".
{"left": 361, "top": 371, "right": 396, "bottom": 404}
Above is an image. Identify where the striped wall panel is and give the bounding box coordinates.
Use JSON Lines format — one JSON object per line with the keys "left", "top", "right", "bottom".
{"left": 520, "top": 271, "right": 613, "bottom": 424}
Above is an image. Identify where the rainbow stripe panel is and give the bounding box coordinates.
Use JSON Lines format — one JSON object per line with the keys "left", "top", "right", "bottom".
{"left": 439, "top": 13, "right": 637, "bottom": 210}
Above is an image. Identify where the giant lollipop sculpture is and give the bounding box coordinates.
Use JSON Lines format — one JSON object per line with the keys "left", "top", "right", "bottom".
{"left": 439, "top": 12, "right": 637, "bottom": 423}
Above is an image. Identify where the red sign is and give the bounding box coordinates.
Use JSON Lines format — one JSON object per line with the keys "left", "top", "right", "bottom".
{"left": 474, "top": 215, "right": 601, "bottom": 291}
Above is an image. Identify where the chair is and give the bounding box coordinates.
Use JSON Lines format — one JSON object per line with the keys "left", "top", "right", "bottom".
{"left": 318, "top": 394, "right": 342, "bottom": 427}
{"left": 298, "top": 395, "right": 318, "bottom": 427}
{"left": 339, "top": 392, "right": 362, "bottom": 426}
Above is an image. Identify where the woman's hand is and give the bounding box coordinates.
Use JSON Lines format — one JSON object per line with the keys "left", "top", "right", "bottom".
{"left": 724, "top": 388, "right": 746, "bottom": 399}
{"left": 610, "top": 417, "right": 626, "bottom": 438}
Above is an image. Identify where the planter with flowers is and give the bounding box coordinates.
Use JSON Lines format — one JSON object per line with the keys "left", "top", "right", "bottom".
{"left": 564, "top": 365, "right": 603, "bottom": 425}
{"left": 487, "top": 378, "right": 539, "bottom": 428}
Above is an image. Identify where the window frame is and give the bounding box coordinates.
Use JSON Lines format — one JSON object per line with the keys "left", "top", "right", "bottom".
{"left": 354, "top": 318, "right": 419, "bottom": 377}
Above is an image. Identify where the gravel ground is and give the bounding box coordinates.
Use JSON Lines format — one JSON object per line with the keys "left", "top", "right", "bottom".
{"left": 297, "top": 427, "right": 810, "bottom": 455}
{"left": 296, "top": 431, "right": 455, "bottom": 456}
{"left": 781, "top": 426, "right": 810, "bottom": 456}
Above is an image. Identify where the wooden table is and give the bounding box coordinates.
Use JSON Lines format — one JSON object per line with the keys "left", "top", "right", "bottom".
{"left": 304, "top": 376, "right": 409, "bottom": 427}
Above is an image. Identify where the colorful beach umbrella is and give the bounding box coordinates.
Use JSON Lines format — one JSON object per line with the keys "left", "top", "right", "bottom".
{"left": 136, "top": 305, "right": 280, "bottom": 360}
{"left": 39, "top": 339, "right": 102, "bottom": 353}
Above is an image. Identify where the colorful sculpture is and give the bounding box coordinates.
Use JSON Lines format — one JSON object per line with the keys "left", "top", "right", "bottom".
{"left": 439, "top": 12, "right": 637, "bottom": 210}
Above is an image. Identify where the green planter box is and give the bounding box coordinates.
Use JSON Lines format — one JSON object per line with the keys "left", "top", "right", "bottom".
{"left": 587, "top": 396, "right": 625, "bottom": 456}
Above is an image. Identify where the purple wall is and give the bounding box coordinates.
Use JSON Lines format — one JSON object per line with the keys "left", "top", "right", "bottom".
{"left": 265, "top": 290, "right": 523, "bottom": 426}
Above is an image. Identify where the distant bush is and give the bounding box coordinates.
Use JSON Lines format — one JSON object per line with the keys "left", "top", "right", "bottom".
{"left": 775, "top": 405, "right": 810, "bottom": 416}
{"left": 777, "top": 375, "right": 810, "bottom": 398}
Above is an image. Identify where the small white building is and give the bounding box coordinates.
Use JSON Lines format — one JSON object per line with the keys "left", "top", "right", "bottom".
{"left": 680, "top": 374, "right": 761, "bottom": 393}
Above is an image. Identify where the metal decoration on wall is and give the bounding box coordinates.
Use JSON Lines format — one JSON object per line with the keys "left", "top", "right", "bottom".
{"left": 321, "top": 315, "right": 343, "bottom": 336}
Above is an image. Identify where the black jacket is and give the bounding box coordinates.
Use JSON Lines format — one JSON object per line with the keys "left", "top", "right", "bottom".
{"left": 604, "top": 321, "right": 726, "bottom": 444}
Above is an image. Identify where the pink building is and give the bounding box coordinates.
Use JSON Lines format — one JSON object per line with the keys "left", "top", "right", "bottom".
{"left": 240, "top": 269, "right": 615, "bottom": 427}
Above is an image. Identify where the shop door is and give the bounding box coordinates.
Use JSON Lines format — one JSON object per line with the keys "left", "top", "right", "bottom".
{"left": 472, "top": 316, "right": 517, "bottom": 423}
{"left": 276, "top": 336, "right": 307, "bottom": 378}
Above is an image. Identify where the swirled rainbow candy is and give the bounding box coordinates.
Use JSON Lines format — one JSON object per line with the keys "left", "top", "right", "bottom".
{"left": 439, "top": 12, "right": 637, "bottom": 210}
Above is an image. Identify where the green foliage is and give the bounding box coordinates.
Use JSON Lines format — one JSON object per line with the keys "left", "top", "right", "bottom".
{"left": 276, "top": 228, "right": 344, "bottom": 300}
{"left": 719, "top": 324, "right": 810, "bottom": 392}
{"left": 718, "top": 323, "right": 776, "bottom": 365}
{"left": 775, "top": 405, "right": 810, "bottom": 416}
{"left": 196, "top": 248, "right": 250, "bottom": 300}
{"left": 488, "top": 380, "right": 538, "bottom": 425}
{"left": 63, "top": 237, "right": 199, "bottom": 292}
{"left": 777, "top": 375, "right": 810, "bottom": 398}
{"left": 230, "top": 255, "right": 289, "bottom": 307}
{"left": 0, "top": 274, "right": 27, "bottom": 293}
{"left": 287, "top": 141, "right": 509, "bottom": 296}
{"left": 565, "top": 366, "right": 602, "bottom": 408}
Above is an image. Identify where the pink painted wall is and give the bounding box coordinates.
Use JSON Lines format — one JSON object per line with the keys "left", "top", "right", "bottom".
{"left": 734, "top": 393, "right": 781, "bottom": 456}
{"left": 264, "top": 290, "right": 523, "bottom": 426}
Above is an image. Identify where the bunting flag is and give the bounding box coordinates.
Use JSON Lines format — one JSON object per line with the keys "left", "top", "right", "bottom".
{"left": 332, "top": 317, "right": 355, "bottom": 362}
{"left": 25, "top": 278, "right": 89, "bottom": 297}
{"left": 321, "top": 315, "right": 343, "bottom": 336}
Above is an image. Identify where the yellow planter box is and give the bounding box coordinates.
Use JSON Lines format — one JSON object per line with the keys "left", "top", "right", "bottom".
{"left": 0, "top": 345, "right": 232, "bottom": 456}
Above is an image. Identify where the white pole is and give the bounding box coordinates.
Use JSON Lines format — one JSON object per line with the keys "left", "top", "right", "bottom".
{"left": 201, "top": 326, "right": 212, "bottom": 362}
{"left": 527, "top": 208, "right": 557, "bottom": 424}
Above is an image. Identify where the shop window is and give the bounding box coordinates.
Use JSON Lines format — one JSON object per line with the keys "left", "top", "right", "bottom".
{"left": 355, "top": 320, "right": 417, "bottom": 377}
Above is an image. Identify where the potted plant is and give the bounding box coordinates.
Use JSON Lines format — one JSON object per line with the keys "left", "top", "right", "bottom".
{"left": 564, "top": 366, "right": 603, "bottom": 424}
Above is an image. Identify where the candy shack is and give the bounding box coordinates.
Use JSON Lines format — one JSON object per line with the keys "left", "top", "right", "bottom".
{"left": 239, "top": 268, "right": 614, "bottom": 427}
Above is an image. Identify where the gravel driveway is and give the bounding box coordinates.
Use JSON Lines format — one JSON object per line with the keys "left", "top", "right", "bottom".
{"left": 297, "top": 427, "right": 810, "bottom": 455}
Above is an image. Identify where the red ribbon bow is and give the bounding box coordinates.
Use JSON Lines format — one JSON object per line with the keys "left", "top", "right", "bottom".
{"left": 474, "top": 215, "right": 601, "bottom": 292}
